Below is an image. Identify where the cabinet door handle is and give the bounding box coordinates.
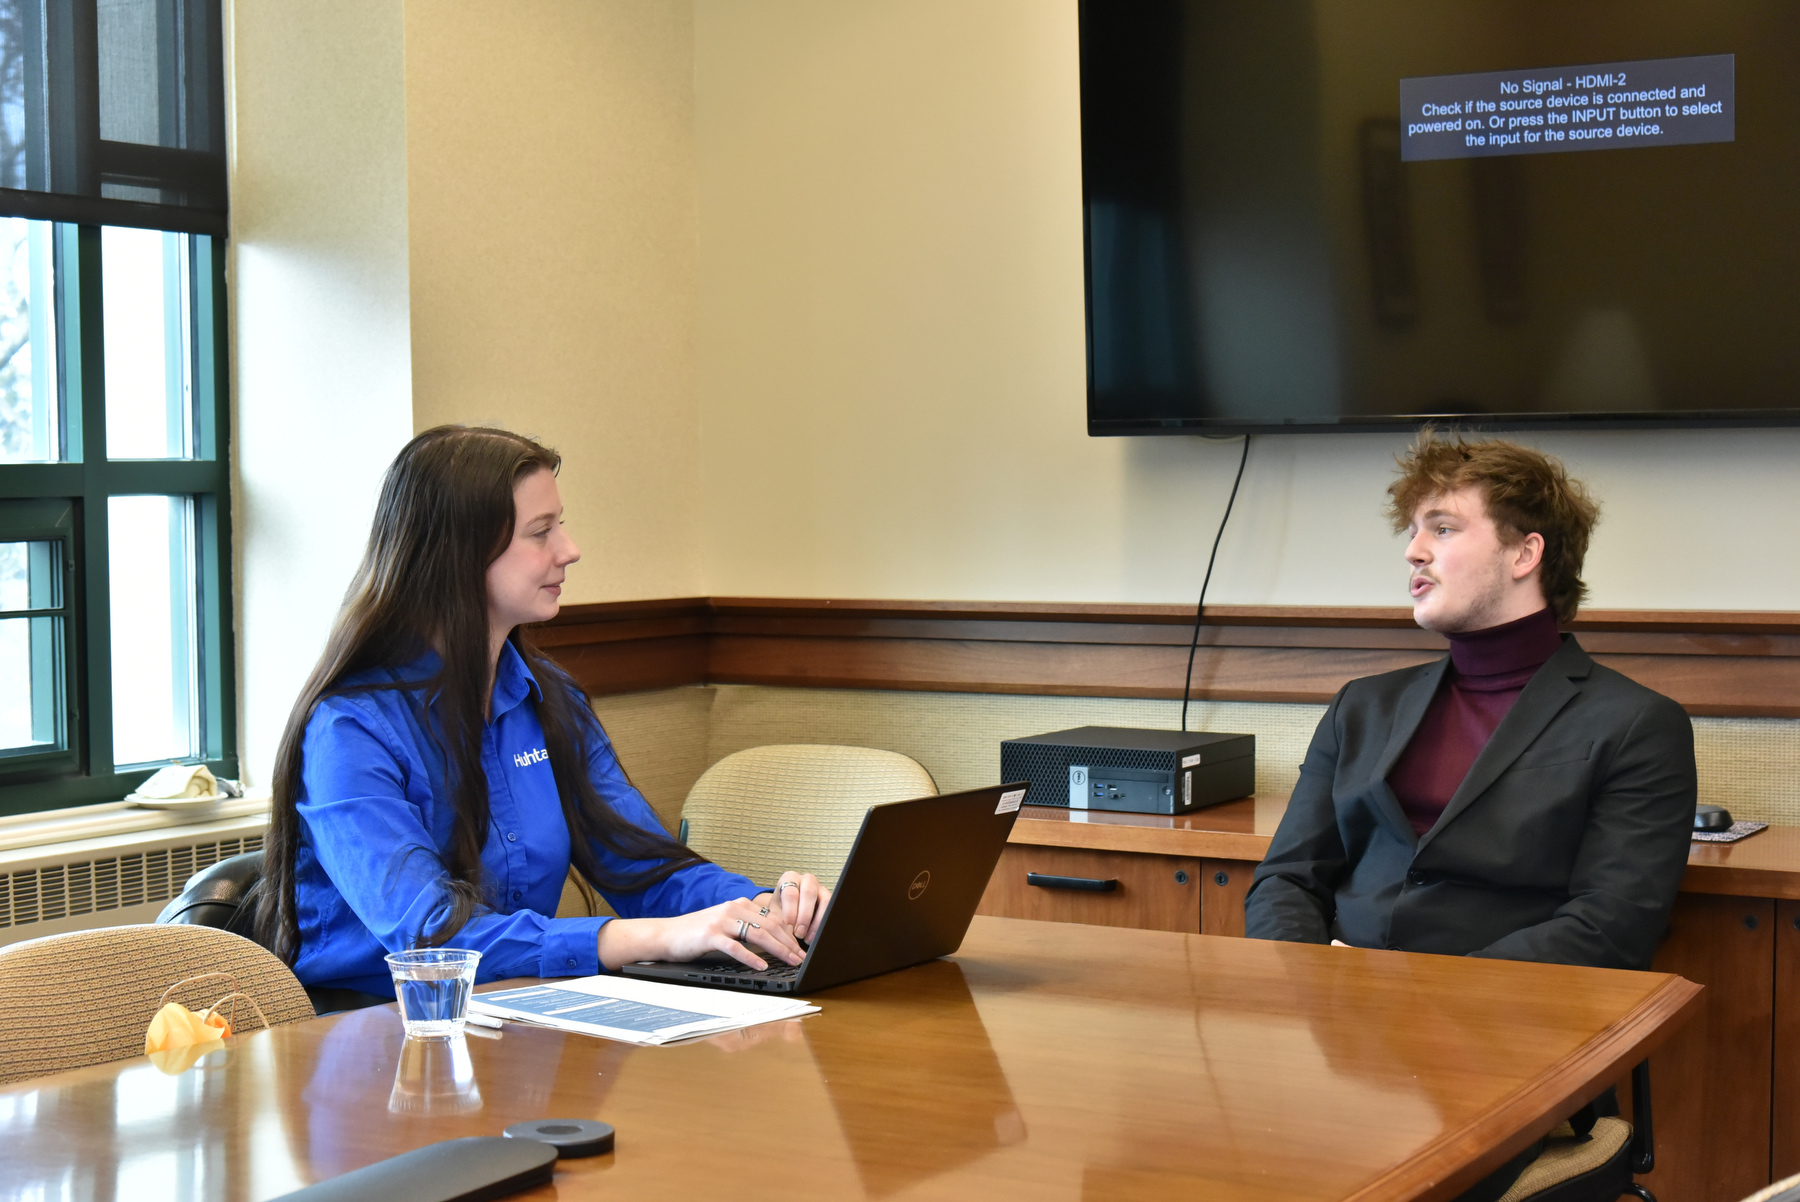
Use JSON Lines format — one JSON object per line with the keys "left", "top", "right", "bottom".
{"left": 1027, "top": 872, "right": 1118, "bottom": 893}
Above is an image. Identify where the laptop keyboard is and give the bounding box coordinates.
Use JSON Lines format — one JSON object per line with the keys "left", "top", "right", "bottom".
{"left": 711, "top": 962, "right": 800, "bottom": 980}
{"left": 678, "top": 960, "right": 803, "bottom": 990}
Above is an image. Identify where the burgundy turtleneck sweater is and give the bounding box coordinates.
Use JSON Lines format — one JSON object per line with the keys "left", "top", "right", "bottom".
{"left": 1387, "top": 606, "right": 1563, "bottom": 837}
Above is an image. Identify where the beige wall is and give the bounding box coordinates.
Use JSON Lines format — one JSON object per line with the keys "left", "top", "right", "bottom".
{"left": 228, "top": 0, "right": 415, "bottom": 786}
{"left": 692, "top": 0, "right": 1114, "bottom": 603}
{"left": 396, "top": 0, "right": 1800, "bottom": 617}
{"left": 404, "top": 1, "right": 704, "bottom": 605}
{"left": 690, "top": 0, "right": 1800, "bottom": 612}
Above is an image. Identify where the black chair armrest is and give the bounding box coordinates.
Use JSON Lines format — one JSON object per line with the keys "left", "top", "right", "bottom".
{"left": 156, "top": 851, "right": 265, "bottom": 943}
{"left": 1630, "top": 1059, "right": 1655, "bottom": 1174}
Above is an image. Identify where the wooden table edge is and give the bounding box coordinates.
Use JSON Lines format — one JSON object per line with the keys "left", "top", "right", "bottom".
{"left": 1679, "top": 863, "right": 1800, "bottom": 900}
{"left": 1345, "top": 972, "right": 1705, "bottom": 1202}
{"left": 1010, "top": 814, "right": 1800, "bottom": 900}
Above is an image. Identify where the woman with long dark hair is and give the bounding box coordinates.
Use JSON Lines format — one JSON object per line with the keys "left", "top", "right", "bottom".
{"left": 256, "top": 425, "right": 826, "bottom": 997}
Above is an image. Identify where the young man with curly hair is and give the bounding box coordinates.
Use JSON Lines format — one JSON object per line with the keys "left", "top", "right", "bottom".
{"left": 1246, "top": 429, "right": 1696, "bottom": 971}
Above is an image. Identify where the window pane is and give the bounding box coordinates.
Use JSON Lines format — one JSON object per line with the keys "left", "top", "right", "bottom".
{"left": 0, "top": 539, "right": 64, "bottom": 757}
{"left": 0, "top": 616, "right": 61, "bottom": 756}
{"left": 0, "top": 4, "right": 29, "bottom": 189}
{"left": 98, "top": 0, "right": 165, "bottom": 146}
{"left": 0, "top": 538, "right": 59, "bottom": 612}
{"left": 109, "top": 495, "right": 197, "bottom": 767}
{"left": 0, "top": 218, "right": 61, "bottom": 463}
{"left": 103, "top": 226, "right": 192, "bottom": 459}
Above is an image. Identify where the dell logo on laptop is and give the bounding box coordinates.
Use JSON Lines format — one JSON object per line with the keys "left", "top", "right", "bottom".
{"left": 908, "top": 870, "right": 931, "bottom": 900}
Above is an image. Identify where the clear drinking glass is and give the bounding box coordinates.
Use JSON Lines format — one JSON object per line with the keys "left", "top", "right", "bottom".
{"left": 386, "top": 949, "right": 481, "bottom": 1039}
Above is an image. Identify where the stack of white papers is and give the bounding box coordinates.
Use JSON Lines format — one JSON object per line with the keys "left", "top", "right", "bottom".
{"left": 470, "top": 975, "right": 818, "bottom": 1046}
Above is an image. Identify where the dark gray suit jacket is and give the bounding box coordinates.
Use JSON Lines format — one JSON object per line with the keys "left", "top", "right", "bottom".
{"left": 1244, "top": 635, "right": 1696, "bottom": 970}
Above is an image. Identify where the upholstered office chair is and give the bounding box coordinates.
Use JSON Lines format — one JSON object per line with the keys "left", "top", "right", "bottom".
{"left": 1499, "top": 1061, "right": 1656, "bottom": 1202}
{"left": 0, "top": 923, "right": 315, "bottom": 1085}
{"left": 158, "top": 852, "right": 376, "bottom": 1014}
{"left": 163, "top": 849, "right": 611, "bottom": 924}
{"left": 158, "top": 850, "right": 265, "bottom": 937}
{"left": 160, "top": 851, "right": 607, "bottom": 1011}
{"left": 677, "top": 744, "right": 938, "bottom": 888}
{"left": 556, "top": 867, "right": 616, "bottom": 918}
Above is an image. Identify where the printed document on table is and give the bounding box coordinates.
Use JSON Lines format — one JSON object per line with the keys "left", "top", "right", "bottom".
{"left": 469, "top": 975, "right": 818, "bottom": 1046}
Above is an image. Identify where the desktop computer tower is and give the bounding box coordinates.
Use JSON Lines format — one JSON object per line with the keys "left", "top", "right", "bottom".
{"left": 999, "top": 726, "right": 1255, "bottom": 815}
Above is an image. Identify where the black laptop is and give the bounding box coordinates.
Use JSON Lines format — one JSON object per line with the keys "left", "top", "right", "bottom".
{"left": 622, "top": 782, "right": 1029, "bottom": 994}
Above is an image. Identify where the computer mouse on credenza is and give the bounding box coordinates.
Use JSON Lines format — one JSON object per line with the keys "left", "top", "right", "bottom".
{"left": 1694, "top": 804, "right": 1733, "bottom": 832}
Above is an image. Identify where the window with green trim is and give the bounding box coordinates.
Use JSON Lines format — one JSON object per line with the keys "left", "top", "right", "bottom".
{"left": 0, "top": 0, "right": 229, "bottom": 816}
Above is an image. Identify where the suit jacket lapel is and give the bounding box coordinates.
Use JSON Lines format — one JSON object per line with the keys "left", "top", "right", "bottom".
{"left": 1368, "top": 656, "right": 1449, "bottom": 842}
{"left": 1417, "top": 635, "right": 1591, "bottom": 853}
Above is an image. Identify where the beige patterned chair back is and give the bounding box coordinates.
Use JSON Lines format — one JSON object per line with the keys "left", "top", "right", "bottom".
{"left": 0, "top": 923, "right": 315, "bottom": 1085}
{"left": 1741, "top": 1172, "right": 1800, "bottom": 1202}
{"left": 681, "top": 744, "right": 937, "bottom": 889}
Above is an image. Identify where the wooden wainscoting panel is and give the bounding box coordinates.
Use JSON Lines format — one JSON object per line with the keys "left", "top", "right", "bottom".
{"left": 1571, "top": 610, "right": 1800, "bottom": 637}
{"left": 1580, "top": 652, "right": 1800, "bottom": 719}
{"left": 705, "top": 632, "right": 1440, "bottom": 702}
{"left": 535, "top": 598, "right": 1800, "bottom": 715}
{"left": 545, "top": 633, "right": 709, "bottom": 697}
{"left": 531, "top": 597, "right": 711, "bottom": 696}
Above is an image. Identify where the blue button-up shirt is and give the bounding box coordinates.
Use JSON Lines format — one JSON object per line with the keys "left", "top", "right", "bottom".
{"left": 292, "top": 643, "right": 760, "bottom": 995}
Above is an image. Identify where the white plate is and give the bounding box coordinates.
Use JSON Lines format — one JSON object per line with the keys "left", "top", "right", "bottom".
{"left": 126, "top": 792, "right": 229, "bottom": 810}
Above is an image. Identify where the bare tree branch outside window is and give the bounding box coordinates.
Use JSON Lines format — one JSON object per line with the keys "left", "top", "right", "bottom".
{"left": 0, "top": 2, "right": 33, "bottom": 461}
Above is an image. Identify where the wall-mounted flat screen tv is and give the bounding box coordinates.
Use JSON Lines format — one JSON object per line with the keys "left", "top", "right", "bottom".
{"left": 1082, "top": 1, "right": 1800, "bottom": 434}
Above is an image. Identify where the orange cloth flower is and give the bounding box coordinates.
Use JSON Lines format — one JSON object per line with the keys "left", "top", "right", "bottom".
{"left": 145, "top": 1001, "right": 231, "bottom": 1055}
{"left": 147, "top": 1038, "right": 227, "bottom": 1075}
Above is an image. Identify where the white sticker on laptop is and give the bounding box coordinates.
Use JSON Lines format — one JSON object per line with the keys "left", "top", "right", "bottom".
{"left": 1181, "top": 753, "right": 1202, "bottom": 768}
{"left": 996, "top": 789, "right": 1026, "bottom": 814}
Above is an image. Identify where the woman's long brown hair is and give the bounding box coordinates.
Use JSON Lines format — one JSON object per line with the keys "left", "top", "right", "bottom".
{"left": 254, "top": 425, "right": 703, "bottom": 964}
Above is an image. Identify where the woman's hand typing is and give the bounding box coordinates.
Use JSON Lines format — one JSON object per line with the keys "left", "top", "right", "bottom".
{"left": 595, "top": 894, "right": 808, "bottom": 971}
{"left": 593, "top": 870, "right": 831, "bottom": 972}
{"left": 756, "top": 871, "right": 831, "bottom": 943}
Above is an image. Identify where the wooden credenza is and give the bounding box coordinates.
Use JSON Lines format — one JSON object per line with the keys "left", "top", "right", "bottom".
{"left": 976, "top": 799, "right": 1800, "bottom": 1202}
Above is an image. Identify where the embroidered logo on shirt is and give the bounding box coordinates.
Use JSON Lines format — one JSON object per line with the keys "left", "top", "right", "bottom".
{"left": 514, "top": 747, "right": 549, "bottom": 768}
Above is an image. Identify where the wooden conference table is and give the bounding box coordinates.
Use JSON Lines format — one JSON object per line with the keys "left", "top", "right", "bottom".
{"left": 984, "top": 800, "right": 1800, "bottom": 1202}
{"left": 0, "top": 916, "right": 1699, "bottom": 1201}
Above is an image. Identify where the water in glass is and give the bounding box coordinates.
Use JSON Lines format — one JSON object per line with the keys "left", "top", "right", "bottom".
{"left": 386, "top": 949, "right": 480, "bottom": 1039}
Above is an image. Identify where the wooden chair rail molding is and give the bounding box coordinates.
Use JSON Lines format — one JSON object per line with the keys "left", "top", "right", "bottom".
{"left": 533, "top": 597, "right": 1800, "bottom": 718}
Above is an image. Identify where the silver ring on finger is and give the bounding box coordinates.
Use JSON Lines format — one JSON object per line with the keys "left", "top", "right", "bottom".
{"left": 736, "top": 918, "right": 749, "bottom": 940}
{"left": 779, "top": 881, "right": 800, "bottom": 893}
{"left": 758, "top": 906, "right": 770, "bottom": 916}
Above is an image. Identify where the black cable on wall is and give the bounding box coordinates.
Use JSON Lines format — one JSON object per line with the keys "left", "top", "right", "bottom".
{"left": 1181, "top": 435, "right": 1251, "bottom": 732}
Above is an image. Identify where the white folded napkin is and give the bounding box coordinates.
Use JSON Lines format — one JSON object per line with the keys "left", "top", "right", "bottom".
{"left": 135, "top": 764, "right": 220, "bottom": 799}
